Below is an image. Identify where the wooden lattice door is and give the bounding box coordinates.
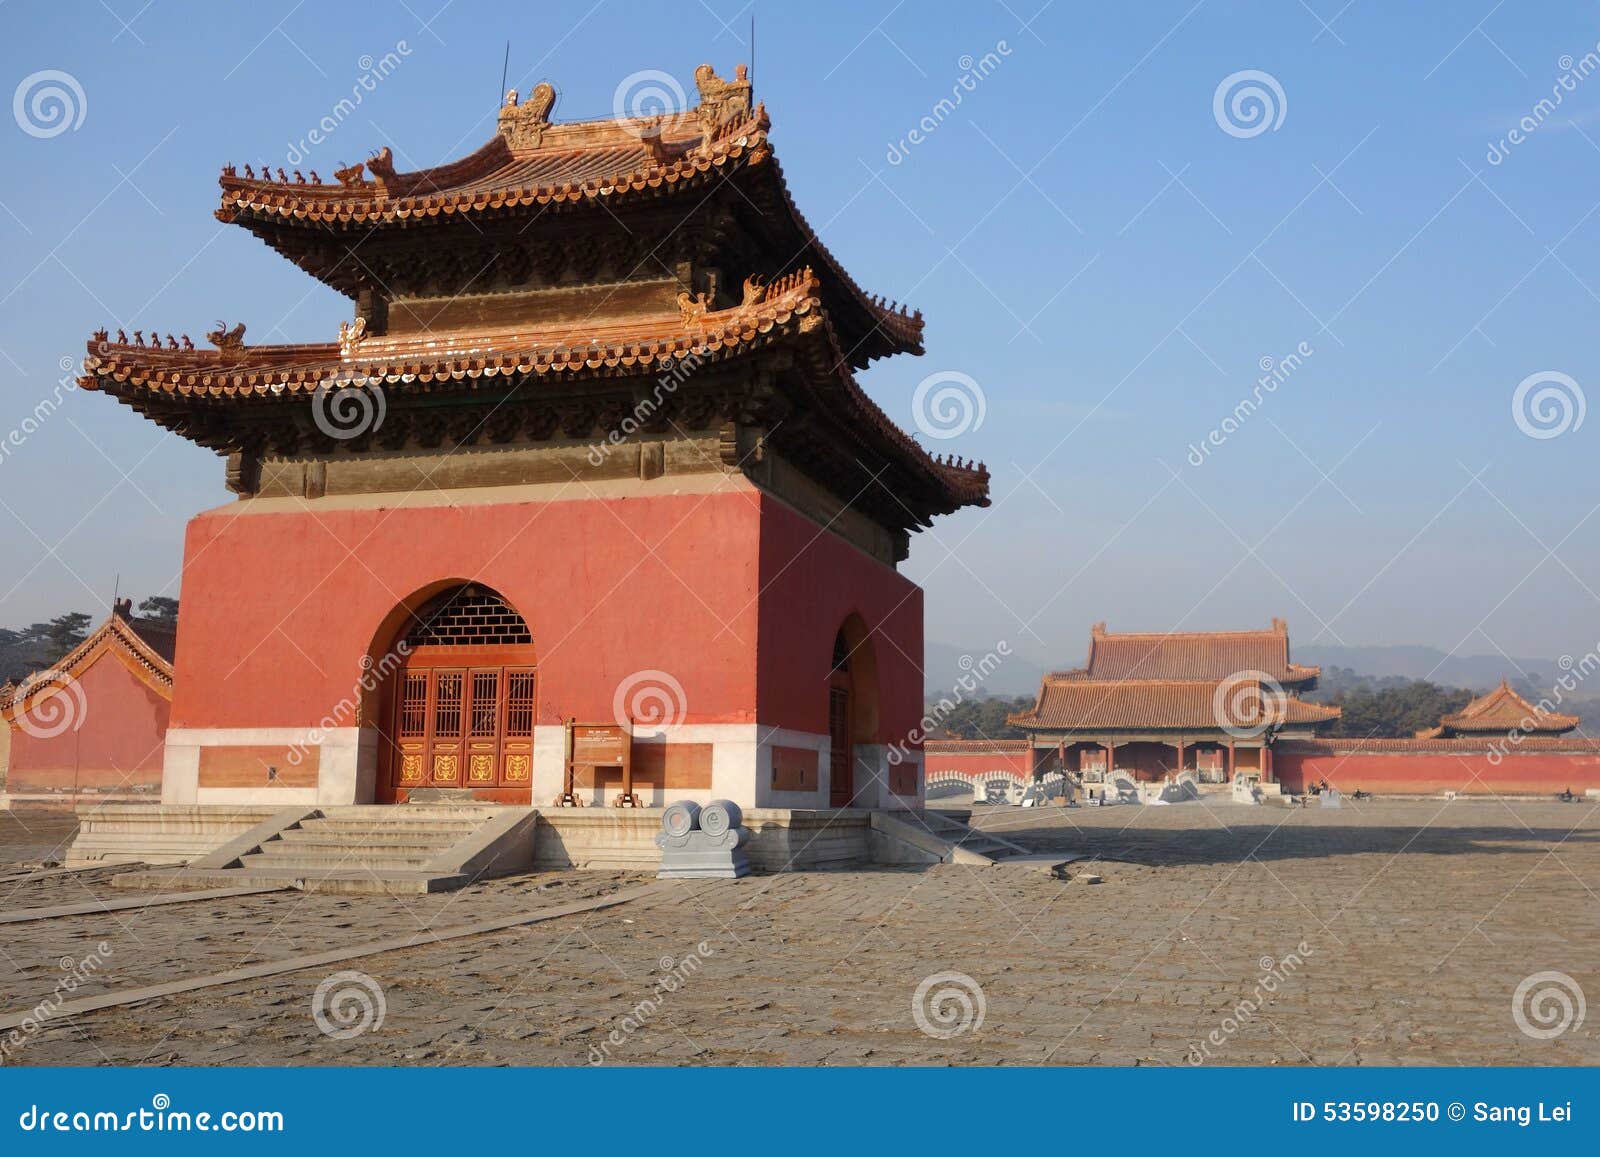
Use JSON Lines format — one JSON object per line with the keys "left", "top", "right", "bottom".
{"left": 382, "top": 586, "right": 536, "bottom": 802}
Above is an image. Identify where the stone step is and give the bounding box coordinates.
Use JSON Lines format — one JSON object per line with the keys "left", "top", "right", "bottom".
{"left": 254, "top": 840, "right": 450, "bottom": 861}
{"left": 128, "top": 866, "right": 470, "bottom": 895}
{"left": 318, "top": 805, "right": 501, "bottom": 820}
{"left": 237, "top": 849, "right": 437, "bottom": 871}
{"left": 274, "top": 830, "right": 464, "bottom": 849}
{"left": 291, "top": 820, "right": 484, "bottom": 838}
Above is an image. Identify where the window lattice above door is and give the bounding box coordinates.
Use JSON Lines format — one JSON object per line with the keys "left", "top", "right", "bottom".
{"left": 403, "top": 586, "right": 532, "bottom": 648}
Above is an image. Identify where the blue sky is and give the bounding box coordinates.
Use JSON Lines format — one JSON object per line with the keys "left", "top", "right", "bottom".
{"left": 2, "top": 0, "right": 1599, "bottom": 674}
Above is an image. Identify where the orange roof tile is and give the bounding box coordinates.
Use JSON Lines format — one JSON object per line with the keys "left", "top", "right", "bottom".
{"left": 79, "top": 270, "right": 988, "bottom": 512}
{"left": 1009, "top": 678, "right": 1340, "bottom": 732}
{"left": 1053, "top": 618, "right": 1319, "bottom": 684}
{"left": 213, "top": 67, "right": 922, "bottom": 366}
{"left": 1278, "top": 736, "right": 1600, "bottom": 754}
{"left": 922, "top": 738, "right": 1031, "bottom": 754}
{"left": 0, "top": 610, "right": 174, "bottom": 721}
{"left": 1423, "top": 679, "right": 1579, "bottom": 737}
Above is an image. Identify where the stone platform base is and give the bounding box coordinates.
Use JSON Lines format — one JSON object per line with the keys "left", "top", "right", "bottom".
{"left": 66, "top": 804, "right": 1019, "bottom": 882}
{"left": 534, "top": 808, "right": 872, "bottom": 871}
{"left": 66, "top": 804, "right": 286, "bottom": 867}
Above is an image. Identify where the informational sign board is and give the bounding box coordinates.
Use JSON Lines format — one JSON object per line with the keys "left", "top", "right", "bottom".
{"left": 572, "top": 724, "right": 628, "bottom": 767}
{"left": 559, "top": 720, "right": 639, "bottom": 807}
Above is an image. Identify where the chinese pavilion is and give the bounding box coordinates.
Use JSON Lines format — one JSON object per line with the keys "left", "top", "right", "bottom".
{"left": 1415, "top": 678, "right": 1579, "bottom": 739}
{"left": 1008, "top": 619, "right": 1340, "bottom": 785}
{"left": 79, "top": 64, "right": 988, "bottom": 812}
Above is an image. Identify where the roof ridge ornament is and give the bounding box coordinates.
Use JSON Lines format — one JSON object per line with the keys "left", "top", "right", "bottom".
{"left": 498, "top": 81, "right": 558, "bottom": 151}
{"left": 338, "top": 316, "right": 367, "bottom": 359}
{"left": 366, "top": 146, "right": 398, "bottom": 193}
{"left": 693, "top": 63, "right": 751, "bottom": 143}
{"left": 206, "top": 320, "right": 247, "bottom": 351}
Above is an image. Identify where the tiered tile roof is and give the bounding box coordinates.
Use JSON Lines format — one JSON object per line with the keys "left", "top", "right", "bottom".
{"left": 76, "top": 64, "right": 989, "bottom": 532}
{"left": 1010, "top": 620, "right": 1339, "bottom": 737}
{"left": 212, "top": 65, "right": 920, "bottom": 368}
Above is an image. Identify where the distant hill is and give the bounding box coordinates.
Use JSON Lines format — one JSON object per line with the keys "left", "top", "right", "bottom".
{"left": 1295, "top": 645, "right": 1556, "bottom": 691}
{"left": 924, "top": 642, "right": 1047, "bottom": 698}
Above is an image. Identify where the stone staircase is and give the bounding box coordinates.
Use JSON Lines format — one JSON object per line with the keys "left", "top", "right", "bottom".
{"left": 918, "top": 811, "right": 1031, "bottom": 863}
{"left": 871, "top": 809, "right": 1034, "bottom": 866}
{"left": 239, "top": 807, "right": 494, "bottom": 875}
{"left": 111, "top": 804, "right": 537, "bottom": 894}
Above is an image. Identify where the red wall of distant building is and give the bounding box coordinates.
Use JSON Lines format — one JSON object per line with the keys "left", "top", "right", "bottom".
{"left": 925, "top": 746, "right": 1032, "bottom": 781}
{"left": 6, "top": 656, "right": 168, "bottom": 804}
{"left": 1274, "top": 747, "right": 1600, "bottom": 796}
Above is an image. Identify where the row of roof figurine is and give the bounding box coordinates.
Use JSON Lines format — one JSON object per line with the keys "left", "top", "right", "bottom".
{"left": 91, "top": 323, "right": 244, "bottom": 351}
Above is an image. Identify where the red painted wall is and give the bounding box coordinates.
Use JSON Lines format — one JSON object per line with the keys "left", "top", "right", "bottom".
{"left": 755, "top": 496, "right": 924, "bottom": 744}
{"left": 925, "top": 747, "right": 1032, "bottom": 781}
{"left": 1275, "top": 749, "right": 1600, "bottom": 796}
{"left": 170, "top": 487, "right": 926, "bottom": 749}
{"left": 172, "top": 488, "right": 767, "bottom": 730}
{"left": 6, "top": 655, "right": 168, "bottom": 802}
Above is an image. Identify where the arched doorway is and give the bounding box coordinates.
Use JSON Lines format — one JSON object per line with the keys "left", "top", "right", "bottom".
{"left": 379, "top": 584, "right": 537, "bottom": 804}
{"left": 828, "top": 616, "right": 880, "bottom": 808}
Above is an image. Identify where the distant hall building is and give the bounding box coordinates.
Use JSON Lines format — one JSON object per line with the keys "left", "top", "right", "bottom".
{"left": 1008, "top": 619, "right": 1339, "bottom": 784}
{"left": 77, "top": 65, "right": 987, "bottom": 812}
{"left": 0, "top": 600, "right": 174, "bottom": 809}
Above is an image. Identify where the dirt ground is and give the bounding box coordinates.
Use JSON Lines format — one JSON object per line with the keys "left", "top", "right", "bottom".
{"left": 1, "top": 798, "right": 1596, "bottom": 1066}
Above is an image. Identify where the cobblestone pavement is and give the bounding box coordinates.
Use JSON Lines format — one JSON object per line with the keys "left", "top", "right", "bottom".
{"left": 2, "top": 801, "right": 1597, "bottom": 1067}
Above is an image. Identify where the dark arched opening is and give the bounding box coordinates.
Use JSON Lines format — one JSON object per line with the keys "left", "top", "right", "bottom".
{"left": 828, "top": 615, "right": 879, "bottom": 807}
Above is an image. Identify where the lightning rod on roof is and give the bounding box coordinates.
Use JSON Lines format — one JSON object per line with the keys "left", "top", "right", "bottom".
{"left": 499, "top": 40, "right": 510, "bottom": 108}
